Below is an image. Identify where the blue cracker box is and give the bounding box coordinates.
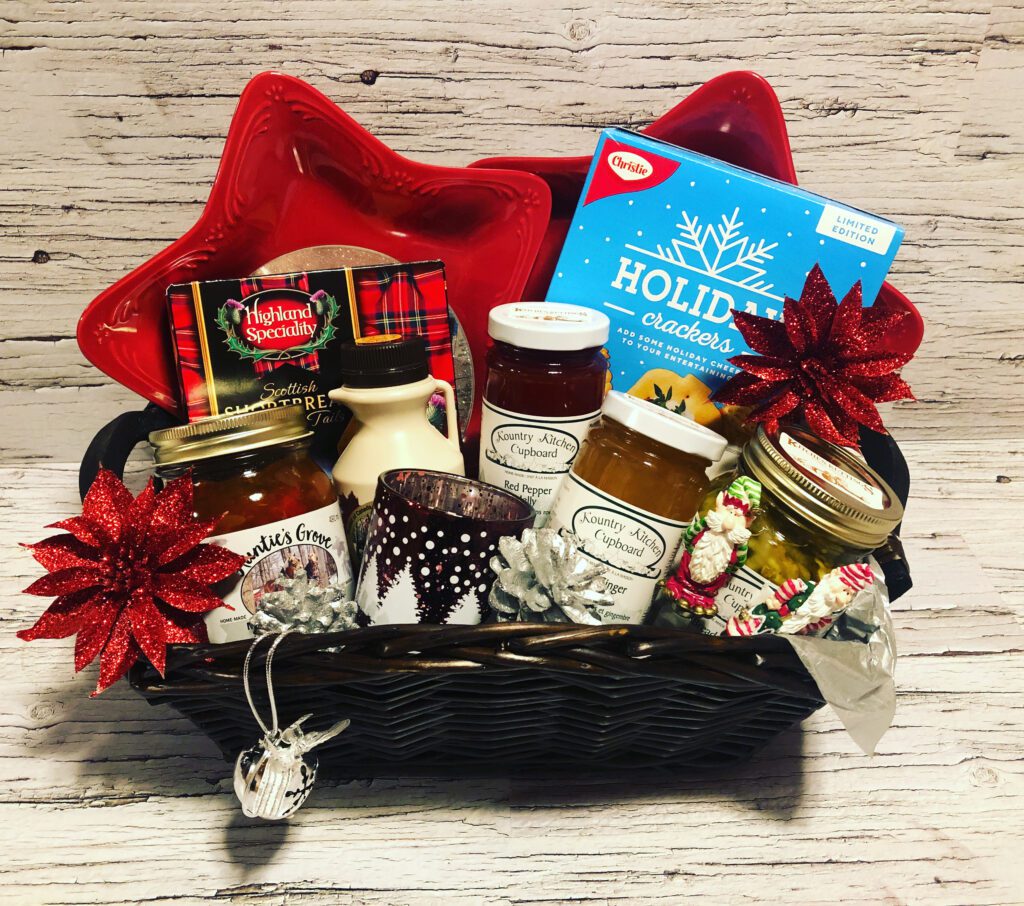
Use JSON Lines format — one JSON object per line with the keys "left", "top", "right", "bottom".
{"left": 548, "top": 129, "right": 903, "bottom": 438}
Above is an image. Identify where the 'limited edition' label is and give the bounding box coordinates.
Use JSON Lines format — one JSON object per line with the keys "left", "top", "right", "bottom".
{"left": 547, "top": 472, "right": 688, "bottom": 623}
{"left": 479, "top": 399, "right": 600, "bottom": 526}
{"left": 205, "top": 502, "right": 354, "bottom": 644}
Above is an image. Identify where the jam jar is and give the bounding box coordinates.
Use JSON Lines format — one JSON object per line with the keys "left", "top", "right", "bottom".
{"left": 479, "top": 302, "right": 610, "bottom": 525}
{"left": 706, "top": 425, "right": 904, "bottom": 628}
{"left": 548, "top": 391, "right": 728, "bottom": 623}
{"left": 150, "top": 404, "right": 354, "bottom": 644}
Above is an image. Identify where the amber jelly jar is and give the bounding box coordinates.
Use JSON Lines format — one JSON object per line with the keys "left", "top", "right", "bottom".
{"left": 548, "top": 391, "right": 728, "bottom": 624}
{"left": 150, "top": 404, "right": 354, "bottom": 644}
{"left": 480, "top": 302, "right": 610, "bottom": 525}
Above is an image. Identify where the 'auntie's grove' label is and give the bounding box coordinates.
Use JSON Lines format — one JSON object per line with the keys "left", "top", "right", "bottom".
{"left": 205, "top": 502, "right": 353, "bottom": 644}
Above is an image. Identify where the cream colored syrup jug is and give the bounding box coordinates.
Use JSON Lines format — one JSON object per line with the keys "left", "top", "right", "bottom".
{"left": 329, "top": 336, "right": 464, "bottom": 561}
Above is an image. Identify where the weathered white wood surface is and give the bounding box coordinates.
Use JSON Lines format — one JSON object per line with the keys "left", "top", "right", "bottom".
{"left": 1, "top": 2, "right": 1022, "bottom": 904}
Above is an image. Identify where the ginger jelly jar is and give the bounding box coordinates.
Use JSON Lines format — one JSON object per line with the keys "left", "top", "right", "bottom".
{"left": 149, "top": 403, "right": 354, "bottom": 644}
{"left": 547, "top": 391, "right": 728, "bottom": 624}
{"left": 700, "top": 425, "right": 904, "bottom": 631}
{"left": 479, "top": 302, "right": 610, "bottom": 526}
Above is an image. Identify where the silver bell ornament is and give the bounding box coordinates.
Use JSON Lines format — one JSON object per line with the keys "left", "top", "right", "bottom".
{"left": 234, "top": 632, "right": 350, "bottom": 820}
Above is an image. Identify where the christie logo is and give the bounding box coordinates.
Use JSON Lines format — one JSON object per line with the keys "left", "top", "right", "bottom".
{"left": 607, "top": 151, "right": 653, "bottom": 181}
{"left": 216, "top": 287, "right": 338, "bottom": 363}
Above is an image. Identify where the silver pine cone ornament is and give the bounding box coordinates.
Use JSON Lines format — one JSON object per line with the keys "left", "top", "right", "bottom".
{"left": 249, "top": 575, "right": 358, "bottom": 637}
{"left": 488, "top": 528, "right": 609, "bottom": 624}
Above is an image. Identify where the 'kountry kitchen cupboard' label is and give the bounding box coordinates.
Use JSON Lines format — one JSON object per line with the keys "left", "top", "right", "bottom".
{"left": 547, "top": 472, "right": 688, "bottom": 623}
{"left": 479, "top": 399, "right": 599, "bottom": 526}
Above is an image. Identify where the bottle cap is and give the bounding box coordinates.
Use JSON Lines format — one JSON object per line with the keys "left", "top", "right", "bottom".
{"left": 337, "top": 336, "right": 430, "bottom": 388}
{"left": 601, "top": 391, "right": 728, "bottom": 463}
{"left": 488, "top": 302, "right": 610, "bottom": 351}
{"left": 741, "top": 425, "right": 903, "bottom": 549}
{"left": 150, "top": 403, "right": 310, "bottom": 466}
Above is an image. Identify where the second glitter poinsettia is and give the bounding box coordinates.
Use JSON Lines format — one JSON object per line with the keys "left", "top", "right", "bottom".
{"left": 712, "top": 264, "right": 916, "bottom": 448}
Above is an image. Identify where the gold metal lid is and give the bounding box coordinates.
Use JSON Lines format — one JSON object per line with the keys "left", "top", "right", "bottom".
{"left": 149, "top": 404, "right": 311, "bottom": 466}
{"left": 741, "top": 425, "right": 903, "bottom": 549}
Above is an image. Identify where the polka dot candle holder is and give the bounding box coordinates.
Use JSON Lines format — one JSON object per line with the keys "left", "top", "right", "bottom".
{"left": 355, "top": 469, "right": 535, "bottom": 625}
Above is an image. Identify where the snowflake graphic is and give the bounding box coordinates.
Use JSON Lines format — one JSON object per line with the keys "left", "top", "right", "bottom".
{"left": 625, "top": 207, "right": 783, "bottom": 301}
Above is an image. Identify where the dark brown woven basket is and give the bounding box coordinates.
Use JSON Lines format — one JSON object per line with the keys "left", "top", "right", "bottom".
{"left": 131, "top": 623, "right": 827, "bottom": 778}
{"left": 113, "top": 427, "right": 909, "bottom": 777}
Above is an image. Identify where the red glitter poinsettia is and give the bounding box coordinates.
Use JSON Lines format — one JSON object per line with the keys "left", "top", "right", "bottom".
{"left": 18, "top": 468, "right": 245, "bottom": 695}
{"left": 712, "top": 264, "right": 915, "bottom": 447}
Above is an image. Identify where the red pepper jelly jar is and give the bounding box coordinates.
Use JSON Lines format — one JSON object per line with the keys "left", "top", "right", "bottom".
{"left": 479, "top": 302, "right": 610, "bottom": 525}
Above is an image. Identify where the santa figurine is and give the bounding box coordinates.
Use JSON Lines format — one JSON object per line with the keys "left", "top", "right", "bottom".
{"left": 725, "top": 562, "right": 876, "bottom": 637}
{"left": 663, "top": 476, "right": 762, "bottom": 617}
{"left": 779, "top": 562, "right": 875, "bottom": 636}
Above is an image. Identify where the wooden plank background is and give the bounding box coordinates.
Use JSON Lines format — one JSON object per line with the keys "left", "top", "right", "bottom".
{"left": 1, "top": 2, "right": 1022, "bottom": 904}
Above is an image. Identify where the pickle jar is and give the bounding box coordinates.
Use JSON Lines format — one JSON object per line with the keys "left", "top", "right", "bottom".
{"left": 709, "top": 425, "right": 904, "bottom": 625}
{"left": 149, "top": 404, "right": 354, "bottom": 644}
{"left": 480, "top": 302, "right": 610, "bottom": 526}
{"left": 547, "top": 391, "right": 728, "bottom": 624}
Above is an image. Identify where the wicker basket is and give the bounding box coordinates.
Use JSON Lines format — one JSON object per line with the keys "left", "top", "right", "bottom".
{"left": 130, "top": 624, "right": 828, "bottom": 777}
{"left": 95, "top": 415, "right": 908, "bottom": 776}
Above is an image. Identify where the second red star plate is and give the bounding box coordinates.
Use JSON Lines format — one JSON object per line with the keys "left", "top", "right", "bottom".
{"left": 78, "top": 72, "right": 552, "bottom": 428}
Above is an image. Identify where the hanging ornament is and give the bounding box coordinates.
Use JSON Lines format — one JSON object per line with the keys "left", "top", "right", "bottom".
{"left": 488, "top": 528, "right": 608, "bottom": 624}
{"left": 234, "top": 631, "right": 350, "bottom": 820}
{"left": 712, "top": 264, "right": 915, "bottom": 448}
{"left": 17, "top": 468, "right": 245, "bottom": 694}
{"left": 249, "top": 574, "right": 358, "bottom": 637}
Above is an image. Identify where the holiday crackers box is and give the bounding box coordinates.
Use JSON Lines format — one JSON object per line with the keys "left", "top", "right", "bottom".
{"left": 548, "top": 129, "right": 903, "bottom": 439}
{"left": 167, "top": 261, "right": 455, "bottom": 462}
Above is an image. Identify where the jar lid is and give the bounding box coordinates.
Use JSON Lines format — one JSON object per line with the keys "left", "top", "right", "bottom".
{"left": 337, "top": 336, "right": 429, "bottom": 388}
{"left": 488, "top": 302, "right": 610, "bottom": 351}
{"left": 741, "top": 425, "right": 904, "bottom": 549}
{"left": 149, "top": 403, "right": 311, "bottom": 466}
{"left": 601, "top": 391, "right": 728, "bottom": 463}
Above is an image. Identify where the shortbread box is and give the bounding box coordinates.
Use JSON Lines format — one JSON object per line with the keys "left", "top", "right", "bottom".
{"left": 548, "top": 129, "right": 904, "bottom": 439}
{"left": 166, "top": 261, "right": 455, "bottom": 465}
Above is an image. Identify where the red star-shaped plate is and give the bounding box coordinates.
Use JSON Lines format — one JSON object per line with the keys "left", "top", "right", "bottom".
{"left": 472, "top": 70, "right": 923, "bottom": 357}
{"left": 78, "top": 72, "right": 552, "bottom": 434}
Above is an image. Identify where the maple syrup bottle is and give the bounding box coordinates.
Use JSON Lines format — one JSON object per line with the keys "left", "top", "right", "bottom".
{"left": 480, "top": 302, "right": 610, "bottom": 525}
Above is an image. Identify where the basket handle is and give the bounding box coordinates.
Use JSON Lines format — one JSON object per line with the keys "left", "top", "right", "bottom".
{"left": 859, "top": 426, "right": 912, "bottom": 601}
{"left": 79, "top": 403, "right": 180, "bottom": 501}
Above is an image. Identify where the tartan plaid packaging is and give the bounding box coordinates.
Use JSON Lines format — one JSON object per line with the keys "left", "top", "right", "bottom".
{"left": 167, "top": 261, "right": 455, "bottom": 464}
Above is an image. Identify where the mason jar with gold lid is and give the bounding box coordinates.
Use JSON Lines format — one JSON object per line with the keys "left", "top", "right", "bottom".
{"left": 703, "top": 424, "right": 903, "bottom": 624}
{"left": 150, "top": 404, "right": 353, "bottom": 644}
